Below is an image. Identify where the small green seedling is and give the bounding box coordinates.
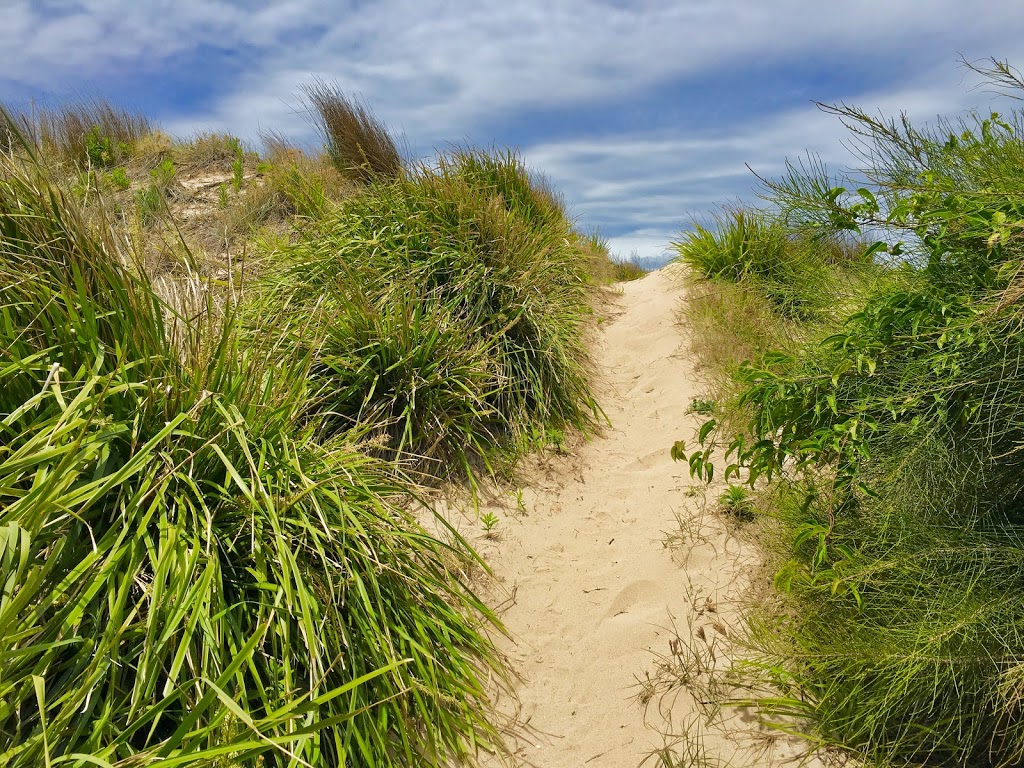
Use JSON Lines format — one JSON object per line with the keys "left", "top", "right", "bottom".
{"left": 515, "top": 489, "right": 527, "bottom": 515}
{"left": 480, "top": 511, "right": 499, "bottom": 537}
{"left": 687, "top": 397, "right": 716, "bottom": 416}
{"left": 719, "top": 484, "right": 754, "bottom": 520}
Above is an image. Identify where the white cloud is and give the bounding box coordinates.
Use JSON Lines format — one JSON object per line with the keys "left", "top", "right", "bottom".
{"left": 7, "top": 1, "right": 1024, "bottom": 138}
{"left": 5, "top": 1, "right": 1024, "bottom": 259}
{"left": 525, "top": 79, "right": 1003, "bottom": 259}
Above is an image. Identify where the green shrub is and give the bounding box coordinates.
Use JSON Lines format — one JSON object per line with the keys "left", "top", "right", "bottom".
{"left": 252, "top": 148, "right": 599, "bottom": 476}
{"left": 260, "top": 132, "right": 353, "bottom": 218}
{"left": 0, "top": 140, "right": 503, "bottom": 767}
{"left": 151, "top": 156, "right": 176, "bottom": 187}
{"left": 681, "top": 59, "right": 1024, "bottom": 767}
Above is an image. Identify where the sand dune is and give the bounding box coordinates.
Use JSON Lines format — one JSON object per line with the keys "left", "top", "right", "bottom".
{"left": 448, "top": 267, "right": 825, "bottom": 767}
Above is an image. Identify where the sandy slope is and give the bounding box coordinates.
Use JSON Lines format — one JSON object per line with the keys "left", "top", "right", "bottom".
{"left": 454, "top": 267, "right": 820, "bottom": 768}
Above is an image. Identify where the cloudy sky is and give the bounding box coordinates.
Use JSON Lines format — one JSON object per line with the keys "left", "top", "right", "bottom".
{"left": 4, "top": 1, "right": 1024, "bottom": 262}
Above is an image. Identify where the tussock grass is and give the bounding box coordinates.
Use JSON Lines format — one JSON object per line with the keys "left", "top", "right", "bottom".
{"left": 0, "top": 132, "right": 504, "bottom": 767}
{"left": 252, "top": 148, "right": 600, "bottom": 476}
{"left": 303, "top": 80, "right": 404, "bottom": 185}
{"left": 173, "top": 131, "right": 251, "bottom": 173}
{"left": 575, "top": 228, "right": 619, "bottom": 284}
{"left": 612, "top": 258, "right": 647, "bottom": 282}
{"left": 261, "top": 131, "right": 355, "bottom": 218}
{"left": 672, "top": 208, "right": 867, "bottom": 320}
{"left": 4, "top": 97, "right": 151, "bottom": 169}
{"left": 0, "top": 86, "right": 609, "bottom": 766}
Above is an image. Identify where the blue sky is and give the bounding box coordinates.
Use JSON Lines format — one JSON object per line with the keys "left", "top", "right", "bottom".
{"left": 4, "top": 1, "right": 1024, "bottom": 263}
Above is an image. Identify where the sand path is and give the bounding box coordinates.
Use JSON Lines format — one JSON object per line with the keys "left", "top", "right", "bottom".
{"left": 460, "top": 267, "right": 816, "bottom": 767}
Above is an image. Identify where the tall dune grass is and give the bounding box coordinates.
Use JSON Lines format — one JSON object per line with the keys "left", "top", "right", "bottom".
{"left": 4, "top": 97, "right": 151, "bottom": 169}
{"left": 0, "top": 133, "right": 503, "bottom": 767}
{"left": 672, "top": 208, "right": 871, "bottom": 320}
{"left": 302, "top": 80, "right": 404, "bottom": 185}
{"left": 252, "top": 148, "right": 601, "bottom": 477}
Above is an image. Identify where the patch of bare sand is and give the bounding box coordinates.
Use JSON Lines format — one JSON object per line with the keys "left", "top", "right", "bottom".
{"left": 442, "top": 267, "right": 825, "bottom": 767}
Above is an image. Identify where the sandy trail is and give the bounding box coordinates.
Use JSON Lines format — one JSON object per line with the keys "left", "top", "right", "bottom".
{"left": 457, "top": 268, "right": 814, "bottom": 767}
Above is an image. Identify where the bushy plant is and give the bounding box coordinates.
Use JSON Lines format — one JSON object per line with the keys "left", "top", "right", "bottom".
{"left": 252, "top": 148, "right": 600, "bottom": 476}
{"left": 0, "top": 134, "right": 503, "bottom": 767}
{"left": 681, "top": 59, "right": 1024, "bottom": 767}
{"left": 173, "top": 132, "right": 249, "bottom": 173}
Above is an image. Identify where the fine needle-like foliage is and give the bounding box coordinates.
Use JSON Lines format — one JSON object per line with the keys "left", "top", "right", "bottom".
{"left": 251, "top": 147, "right": 601, "bottom": 478}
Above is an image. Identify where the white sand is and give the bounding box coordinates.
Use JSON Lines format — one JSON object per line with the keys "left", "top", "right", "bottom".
{"left": 457, "top": 267, "right": 822, "bottom": 767}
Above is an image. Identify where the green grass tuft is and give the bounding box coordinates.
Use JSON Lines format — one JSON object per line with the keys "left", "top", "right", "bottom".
{"left": 250, "top": 148, "right": 600, "bottom": 477}
{"left": 0, "top": 129, "right": 504, "bottom": 768}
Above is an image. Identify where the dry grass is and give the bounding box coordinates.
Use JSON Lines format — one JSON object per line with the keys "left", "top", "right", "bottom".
{"left": 302, "top": 79, "right": 404, "bottom": 185}
{"left": 575, "top": 229, "right": 640, "bottom": 285}
{"left": 613, "top": 259, "right": 647, "bottom": 282}
{"left": 5, "top": 98, "right": 151, "bottom": 169}
{"left": 261, "top": 131, "right": 356, "bottom": 218}
{"left": 678, "top": 272, "right": 792, "bottom": 384}
{"left": 174, "top": 131, "right": 253, "bottom": 173}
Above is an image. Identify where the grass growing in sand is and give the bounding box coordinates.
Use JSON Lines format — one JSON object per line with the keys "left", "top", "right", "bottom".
{"left": 0, "top": 88, "right": 614, "bottom": 766}
{"left": 250, "top": 147, "right": 602, "bottom": 477}
{"left": 674, "top": 58, "right": 1024, "bottom": 767}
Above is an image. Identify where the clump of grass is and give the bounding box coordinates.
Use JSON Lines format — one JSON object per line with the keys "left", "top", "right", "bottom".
{"left": 5, "top": 97, "right": 150, "bottom": 169}
{"left": 220, "top": 178, "right": 293, "bottom": 237}
{"left": 174, "top": 131, "right": 249, "bottom": 174}
{"left": 133, "top": 156, "right": 177, "bottom": 225}
{"left": 252, "top": 147, "right": 600, "bottom": 477}
{"left": 0, "top": 131, "right": 505, "bottom": 767}
{"left": 679, "top": 276, "right": 793, "bottom": 387}
{"left": 575, "top": 228, "right": 619, "bottom": 284}
{"left": 613, "top": 258, "right": 647, "bottom": 282}
{"left": 672, "top": 208, "right": 862, "bottom": 319}
{"left": 302, "top": 79, "right": 404, "bottom": 185}
{"left": 687, "top": 397, "right": 716, "bottom": 416}
{"left": 107, "top": 165, "right": 131, "bottom": 190}
{"left": 131, "top": 130, "right": 175, "bottom": 166}
{"left": 260, "top": 130, "right": 354, "bottom": 218}
{"left": 718, "top": 484, "right": 754, "bottom": 520}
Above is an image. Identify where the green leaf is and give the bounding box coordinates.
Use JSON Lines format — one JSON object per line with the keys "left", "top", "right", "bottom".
{"left": 697, "top": 419, "right": 717, "bottom": 445}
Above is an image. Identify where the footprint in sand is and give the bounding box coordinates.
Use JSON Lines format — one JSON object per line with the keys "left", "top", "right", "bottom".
{"left": 624, "top": 448, "right": 669, "bottom": 471}
{"left": 605, "top": 579, "right": 659, "bottom": 619}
